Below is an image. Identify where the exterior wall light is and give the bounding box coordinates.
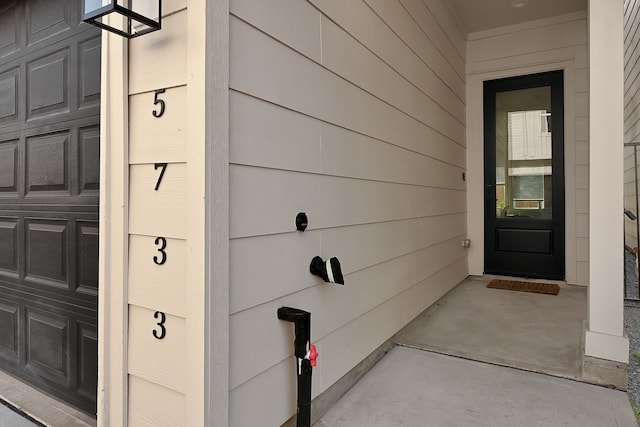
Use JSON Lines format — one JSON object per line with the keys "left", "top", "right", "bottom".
{"left": 83, "top": 0, "right": 161, "bottom": 38}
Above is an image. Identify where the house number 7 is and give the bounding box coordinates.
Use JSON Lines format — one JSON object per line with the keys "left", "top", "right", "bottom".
{"left": 152, "top": 88, "right": 166, "bottom": 118}
{"left": 154, "top": 163, "right": 168, "bottom": 191}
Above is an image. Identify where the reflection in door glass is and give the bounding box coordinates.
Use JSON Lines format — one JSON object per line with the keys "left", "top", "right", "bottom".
{"left": 495, "top": 86, "right": 552, "bottom": 219}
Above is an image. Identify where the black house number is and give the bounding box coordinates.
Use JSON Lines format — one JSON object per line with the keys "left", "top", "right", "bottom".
{"left": 152, "top": 88, "right": 166, "bottom": 118}
{"left": 154, "top": 163, "right": 168, "bottom": 191}
{"left": 149, "top": 88, "right": 169, "bottom": 340}
{"left": 153, "top": 237, "right": 167, "bottom": 265}
{"left": 153, "top": 311, "right": 167, "bottom": 339}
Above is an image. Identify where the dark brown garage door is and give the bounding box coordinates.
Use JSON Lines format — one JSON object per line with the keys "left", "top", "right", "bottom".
{"left": 0, "top": 0, "right": 100, "bottom": 414}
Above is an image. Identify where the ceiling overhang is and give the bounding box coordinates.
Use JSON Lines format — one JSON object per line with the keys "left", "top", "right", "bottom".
{"left": 445, "top": 0, "right": 587, "bottom": 34}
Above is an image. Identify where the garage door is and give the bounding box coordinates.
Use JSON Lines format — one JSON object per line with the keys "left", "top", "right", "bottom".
{"left": 0, "top": 0, "right": 100, "bottom": 414}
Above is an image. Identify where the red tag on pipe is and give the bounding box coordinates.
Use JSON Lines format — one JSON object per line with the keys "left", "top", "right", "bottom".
{"left": 308, "top": 344, "right": 318, "bottom": 367}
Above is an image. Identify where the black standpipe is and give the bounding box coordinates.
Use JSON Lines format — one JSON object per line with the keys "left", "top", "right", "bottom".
{"left": 278, "top": 307, "right": 317, "bottom": 427}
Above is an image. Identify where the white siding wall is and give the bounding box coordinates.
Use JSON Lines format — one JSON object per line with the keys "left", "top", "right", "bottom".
{"left": 466, "top": 12, "right": 589, "bottom": 285}
{"left": 624, "top": 0, "right": 640, "bottom": 249}
{"left": 228, "top": 0, "right": 468, "bottom": 425}
{"left": 118, "top": 0, "right": 208, "bottom": 425}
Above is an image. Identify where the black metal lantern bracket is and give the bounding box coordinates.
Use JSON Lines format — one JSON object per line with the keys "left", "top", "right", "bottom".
{"left": 83, "top": 1, "right": 162, "bottom": 39}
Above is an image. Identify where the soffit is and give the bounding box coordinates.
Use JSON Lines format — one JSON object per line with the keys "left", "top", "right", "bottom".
{"left": 445, "top": 0, "right": 587, "bottom": 34}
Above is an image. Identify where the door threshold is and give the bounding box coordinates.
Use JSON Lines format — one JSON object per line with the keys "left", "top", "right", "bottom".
{"left": 0, "top": 370, "right": 96, "bottom": 427}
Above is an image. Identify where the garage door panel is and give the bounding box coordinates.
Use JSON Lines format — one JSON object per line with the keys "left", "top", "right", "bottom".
{"left": 0, "top": 1, "right": 99, "bottom": 414}
{"left": 78, "top": 126, "right": 100, "bottom": 194}
{"left": 0, "top": 2, "right": 19, "bottom": 59}
{"left": 0, "top": 218, "right": 18, "bottom": 273}
{"left": 0, "top": 300, "right": 18, "bottom": 357}
{"left": 0, "top": 281, "right": 96, "bottom": 321}
{"left": 77, "top": 322, "right": 97, "bottom": 400}
{"left": 78, "top": 36, "right": 100, "bottom": 110}
{"left": 27, "top": 49, "right": 69, "bottom": 119}
{"left": 0, "top": 67, "right": 18, "bottom": 124}
{"left": 76, "top": 221, "right": 98, "bottom": 296}
{"left": 0, "top": 57, "right": 97, "bottom": 135}
{"left": 26, "top": 0, "right": 71, "bottom": 47}
{"left": 1, "top": 282, "right": 98, "bottom": 315}
{"left": 25, "top": 307, "right": 69, "bottom": 384}
{"left": 0, "top": 139, "right": 18, "bottom": 193}
{"left": 26, "top": 219, "right": 68, "bottom": 286}
{"left": 26, "top": 131, "right": 69, "bottom": 194}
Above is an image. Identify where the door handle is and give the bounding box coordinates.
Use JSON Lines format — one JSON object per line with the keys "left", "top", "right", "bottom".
{"left": 485, "top": 185, "right": 494, "bottom": 218}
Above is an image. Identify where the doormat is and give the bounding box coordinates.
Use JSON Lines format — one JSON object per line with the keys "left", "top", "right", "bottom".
{"left": 487, "top": 279, "right": 560, "bottom": 295}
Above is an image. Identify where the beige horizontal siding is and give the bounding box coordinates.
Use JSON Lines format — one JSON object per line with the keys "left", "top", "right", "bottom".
{"left": 128, "top": 11, "right": 187, "bottom": 95}
{"left": 128, "top": 305, "right": 186, "bottom": 393}
{"left": 129, "top": 235, "right": 187, "bottom": 317}
{"left": 129, "top": 163, "right": 187, "bottom": 239}
{"left": 230, "top": 17, "right": 463, "bottom": 148}
{"left": 129, "top": 87, "right": 188, "bottom": 164}
{"left": 128, "top": 376, "right": 186, "bottom": 427}
{"left": 422, "top": 0, "right": 466, "bottom": 60}
{"left": 230, "top": 91, "right": 466, "bottom": 170}
{"left": 399, "top": 0, "right": 465, "bottom": 80}
{"left": 230, "top": 213, "right": 468, "bottom": 314}
{"left": 228, "top": 0, "right": 467, "bottom": 425}
{"left": 229, "top": 165, "right": 466, "bottom": 238}
{"left": 363, "top": 0, "right": 465, "bottom": 103}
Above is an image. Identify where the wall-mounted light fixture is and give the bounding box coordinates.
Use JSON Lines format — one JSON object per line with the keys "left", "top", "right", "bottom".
{"left": 83, "top": 0, "right": 161, "bottom": 38}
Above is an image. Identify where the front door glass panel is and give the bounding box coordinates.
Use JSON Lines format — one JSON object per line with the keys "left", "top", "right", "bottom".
{"left": 495, "top": 86, "right": 552, "bottom": 220}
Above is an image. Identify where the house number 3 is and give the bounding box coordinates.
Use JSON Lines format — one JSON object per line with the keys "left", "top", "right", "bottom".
{"left": 153, "top": 311, "right": 167, "bottom": 339}
{"left": 153, "top": 237, "right": 167, "bottom": 265}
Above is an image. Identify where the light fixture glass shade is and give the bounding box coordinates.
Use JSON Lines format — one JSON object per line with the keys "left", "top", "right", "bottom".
{"left": 83, "top": 0, "right": 161, "bottom": 38}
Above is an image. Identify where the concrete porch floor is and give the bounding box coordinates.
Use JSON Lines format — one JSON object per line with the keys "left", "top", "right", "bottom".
{"left": 396, "top": 275, "right": 586, "bottom": 382}
{"left": 313, "top": 346, "right": 637, "bottom": 427}
{"left": 314, "top": 276, "right": 638, "bottom": 426}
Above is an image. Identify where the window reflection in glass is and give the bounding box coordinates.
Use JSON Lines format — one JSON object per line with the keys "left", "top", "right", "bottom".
{"left": 495, "top": 86, "right": 552, "bottom": 219}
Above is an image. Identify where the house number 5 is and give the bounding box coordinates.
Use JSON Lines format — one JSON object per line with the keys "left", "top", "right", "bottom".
{"left": 152, "top": 88, "right": 166, "bottom": 118}
{"left": 153, "top": 311, "right": 167, "bottom": 339}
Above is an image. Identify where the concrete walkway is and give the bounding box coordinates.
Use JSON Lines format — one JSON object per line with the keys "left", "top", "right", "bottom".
{"left": 0, "top": 370, "right": 94, "bottom": 427}
{"left": 315, "top": 276, "right": 638, "bottom": 426}
{"left": 0, "top": 400, "right": 40, "bottom": 427}
{"left": 314, "top": 346, "right": 638, "bottom": 427}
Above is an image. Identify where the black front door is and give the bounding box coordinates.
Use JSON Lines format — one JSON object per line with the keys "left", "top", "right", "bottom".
{"left": 484, "top": 71, "right": 565, "bottom": 279}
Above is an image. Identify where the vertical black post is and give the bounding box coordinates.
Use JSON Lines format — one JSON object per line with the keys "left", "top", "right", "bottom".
{"left": 635, "top": 146, "right": 639, "bottom": 249}
{"left": 278, "top": 307, "right": 313, "bottom": 427}
{"left": 298, "top": 359, "right": 312, "bottom": 427}
{"left": 635, "top": 146, "right": 640, "bottom": 298}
